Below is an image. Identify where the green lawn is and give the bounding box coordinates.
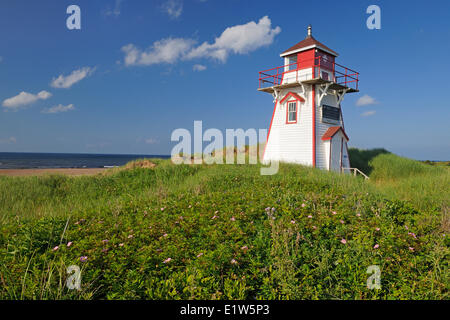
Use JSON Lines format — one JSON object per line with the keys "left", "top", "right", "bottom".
{"left": 0, "top": 151, "right": 448, "bottom": 299}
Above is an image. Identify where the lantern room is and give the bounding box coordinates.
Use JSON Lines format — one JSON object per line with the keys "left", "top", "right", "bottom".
{"left": 258, "top": 25, "right": 359, "bottom": 93}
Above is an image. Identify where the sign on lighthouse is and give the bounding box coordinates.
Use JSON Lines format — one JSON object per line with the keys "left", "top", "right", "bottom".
{"left": 258, "top": 25, "right": 359, "bottom": 172}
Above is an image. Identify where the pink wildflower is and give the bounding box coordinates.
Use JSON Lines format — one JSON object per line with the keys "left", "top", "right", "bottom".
{"left": 67, "top": 242, "right": 73, "bottom": 247}
{"left": 356, "top": 213, "right": 361, "bottom": 217}
{"left": 230, "top": 259, "right": 238, "bottom": 265}
{"left": 53, "top": 246, "right": 59, "bottom": 251}
{"left": 161, "top": 207, "right": 165, "bottom": 211}
{"left": 80, "top": 256, "right": 88, "bottom": 262}
{"left": 408, "top": 247, "right": 414, "bottom": 252}
{"left": 302, "top": 203, "right": 306, "bottom": 208}
{"left": 373, "top": 244, "right": 379, "bottom": 249}
{"left": 340, "top": 239, "right": 347, "bottom": 244}
{"left": 128, "top": 234, "right": 134, "bottom": 239}
{"left": 230, "top": 217, "right": 236, "bottom": 221}
{"left": 375, "top": 227, "right": 380, "bottom": 231}
{"left": 197, "top": 252, "right": 203, "bottom": 258}
{"left": 307, "top": 215, "right": 313, "bottom": 219}
{"left": 290, "top": 220, "right": 296, "bottom": 224}
{"left": 332, "top": 211, "right": 337, "bottom": 215}
{"left": 163, "top": 257, "right": 172, "bottom": 264}
{"left": 119, "top": 243, "right": 124, "bottom": 247}
{"left": 340, "top": 220, "right": 345, "bottom": 224}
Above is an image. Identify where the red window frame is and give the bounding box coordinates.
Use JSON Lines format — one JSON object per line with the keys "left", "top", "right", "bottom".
{"left": 286, "top": 100, "right": 298, "bottom": 124}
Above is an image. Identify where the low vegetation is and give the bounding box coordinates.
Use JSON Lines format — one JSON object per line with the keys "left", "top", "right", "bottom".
{"left": 0, "top": 150, "right": 448, "bottom": 299}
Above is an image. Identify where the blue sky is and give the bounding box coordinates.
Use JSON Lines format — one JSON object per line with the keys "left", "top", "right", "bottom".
{"left": 0, "top": 0, "right": 449, "bottom": 160}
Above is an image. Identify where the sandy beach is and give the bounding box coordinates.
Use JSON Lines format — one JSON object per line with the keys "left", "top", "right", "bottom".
{"left": 0, "top": 168, "right": 109, "bottom": 177}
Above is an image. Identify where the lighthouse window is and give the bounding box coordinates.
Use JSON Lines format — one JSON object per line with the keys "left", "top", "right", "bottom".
{"left": 287, "top": 101, "right": 297, "bottom": 123}
{"left": 322, "top": 105, "right": 340, "bottom": 123}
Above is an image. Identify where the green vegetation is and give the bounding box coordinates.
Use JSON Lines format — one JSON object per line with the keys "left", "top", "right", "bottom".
{"left": 0, "top": 152, "right": 448, "bottom": 299}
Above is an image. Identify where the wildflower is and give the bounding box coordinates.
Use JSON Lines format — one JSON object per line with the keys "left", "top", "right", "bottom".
{"left": 241, "top": 245, "right": 248, "bottom": 251}
{"left": 231, "top": 217, "right": 236, "bottom": 221}
{"left": 119, "top": 243, "right": 124, "bottom": 247}
{"left": 101, "top": 239, "right": 109, "bottom": 244}
{"left": 80, "top": 256, "right": 88, "bottom": 262}
{"left": 215, "top": 210, "right": 219, "bottom": 214}
{"left": 375, "top": 227, "right": 380, "bottom": 231}
{"left": 161, "top": 207, "right": 165, "bottom": 211}
{"left": 211, "top": 215, "right": 218, "bottom": 220}
{"left": 340, "top": 220, "right": 345, "bottom": 224}
{"left": 67, "top": 242, "right": 73, "bottom": 247}
{"left": 332, "top": 211, "right": 337, "bottom": 215}
{"left": 312, "top": 226, "right": 317, "bottom": 230}
{"left": 53, "top": 246, "right": 59, "bottom": 251}
{"left": 163, "top": 233, "right": 168, "bottom": 237}
{"left": 356, "top": 213, "right": 361, "bottom": 217}
{"left": 197, "top": 252, "right": 203, "bottom": 258}
{"left": 271, "top": 207, "right": 276, "bottom": 212}
{"left": 408, "top": 247, "right": 414, "bottom": 252}
{"left": 373, "top": 244, "right": 379, "bottom": 249}
{"left": 98, "top": 220, "right": 104, "bottom": 224}
{"left": 405, "top": 225, "right": 409, "bottom": 230}
{"left": 264, "top": 207, "right": 271, "bottom": 212}
{"left": 128, "top": 234, "right": 134, "bottom": 239}
{"left": 302, "top": 203, "right": 306, "bottom": 208}
{"left": 408, "top": 232, "right": 417, "bottom": 239}
{"left": 188, "top": 205, "right": 192, "bottom": 208}
{"left": 340, "top": 239, "right": 347, "bottom": 244}
{"left": 290, "top": 220, "right": 296, "bottom": 224}
{"left": 231, "top": 259, "right": 238, "bottom": 265}
{"left": 163, "top": 257, "right": 172, "bottom": 264}
{"left": 307, "top": 215, "right": 313, "bottom": 219}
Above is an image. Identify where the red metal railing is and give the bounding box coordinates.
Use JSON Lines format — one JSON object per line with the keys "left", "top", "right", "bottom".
{"left": 258, "top": 56, "right": 359, "bottom": 91}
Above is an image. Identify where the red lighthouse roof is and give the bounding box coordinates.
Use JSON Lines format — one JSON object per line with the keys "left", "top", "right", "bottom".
{"left": 280, "top": 25, "right": 338, "bottom": 57}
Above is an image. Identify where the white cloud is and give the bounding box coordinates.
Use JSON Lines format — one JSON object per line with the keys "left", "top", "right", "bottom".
{"left": 0, "top": 136, "right": 16, "bottom": 144}
{"left": 41, "top": 104, "right": 75, "bottom": 114}
{"left": 356, "top": 94, "right": 378, "bottom": 107}
{"left": 2, "top": 90, "right": 52, "bottom": 110}
{"left": 122, "top": 16, "right": 281, "bottom": 66}
{"left": 122, "top": 38, "right": 195, "bottom": 66}
{"left": 104, "top": 0, "right": 123, "bottom": 17}
{"left": 193, "top": 64, "right": 207, "bottom": 71}
{"left": 186, "top": 16, "right": 281, "bottom": 62}
{"left": 361, "top": 110, "right": 376, "bottom": 117}
{"left": 162, "top": 0, "right": 183, "bottom": 19}
{"left": 51, "top": 67, "right": 95, "bottom": 89}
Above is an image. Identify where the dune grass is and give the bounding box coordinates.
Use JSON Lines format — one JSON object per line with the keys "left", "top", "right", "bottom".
{"left": 0, "top": 152, "right": 448, "bottom": 299}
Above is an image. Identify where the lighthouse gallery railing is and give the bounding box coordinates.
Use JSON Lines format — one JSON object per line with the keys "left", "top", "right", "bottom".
{"left": 258, "top": 57, "right": 359, "bottom": 91}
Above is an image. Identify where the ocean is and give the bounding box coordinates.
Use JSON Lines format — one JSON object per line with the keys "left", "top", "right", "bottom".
{"left": 0, "top": 152, "right": 170, "bottom": 169}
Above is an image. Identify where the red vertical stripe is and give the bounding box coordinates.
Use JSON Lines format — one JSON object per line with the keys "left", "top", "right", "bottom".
{"left": 312, "top": 84, "right": 316, "bottom": 167}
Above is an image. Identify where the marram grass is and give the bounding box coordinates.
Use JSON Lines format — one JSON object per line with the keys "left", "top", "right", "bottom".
{"left": 0, "top": 151, "right": 448, "bottom": 299}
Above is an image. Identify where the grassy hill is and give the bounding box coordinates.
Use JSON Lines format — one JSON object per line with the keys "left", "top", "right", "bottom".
{"left": 0, "top": 150, "right": 448, "bottom": 299}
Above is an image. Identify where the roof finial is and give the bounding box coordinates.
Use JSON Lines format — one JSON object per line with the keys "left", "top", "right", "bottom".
{"left": 307, "top": 24, "right": 312, "bottom": 37}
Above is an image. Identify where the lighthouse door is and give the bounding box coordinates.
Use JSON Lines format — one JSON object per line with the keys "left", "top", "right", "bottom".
{"left": 330, "top": 136, "right": 342, "bottom": 172}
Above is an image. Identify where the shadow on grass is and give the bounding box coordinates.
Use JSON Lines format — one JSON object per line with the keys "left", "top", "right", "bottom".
{"left": 348, "top": 148, "right": 390, "bottom": 175}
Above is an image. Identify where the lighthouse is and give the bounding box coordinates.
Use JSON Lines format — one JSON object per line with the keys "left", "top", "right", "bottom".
{"left": 259, "top": 26, "right": 359, "bottom": 172}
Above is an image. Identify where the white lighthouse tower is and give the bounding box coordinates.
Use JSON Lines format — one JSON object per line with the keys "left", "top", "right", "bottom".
{"left": 259, "top": 26, "right": 359, "bottom": 172}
